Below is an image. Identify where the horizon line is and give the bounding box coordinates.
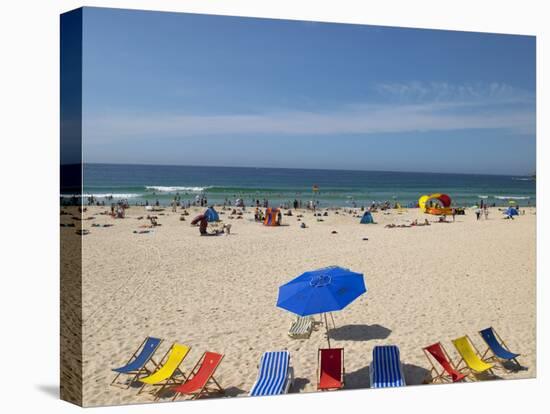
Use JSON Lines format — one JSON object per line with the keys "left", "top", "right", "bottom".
{"left": 81, "top": 162, "right": 534, "bottom": 177}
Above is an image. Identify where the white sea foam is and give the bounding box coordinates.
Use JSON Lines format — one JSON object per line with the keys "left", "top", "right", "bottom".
{"left": 61, "top": 193, "right": 140, "bottom": 198}
{"left": 89, "top": 193, "right": 140, "bottom": 198}
{"left": 145, "top": 186, "right": 210, "bottom": 193}
{"left": 478, "top": 195, "right": 489, "bottom": 199}
{"left": 494, "top": 195, "right": 530, "bottom": 200}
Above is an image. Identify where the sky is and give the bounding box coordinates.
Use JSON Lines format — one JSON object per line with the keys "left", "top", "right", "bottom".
{"left": 80, "top": 7, "right": 536, "bottom": 175}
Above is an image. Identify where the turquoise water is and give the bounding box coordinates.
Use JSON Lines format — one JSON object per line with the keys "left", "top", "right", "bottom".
{"left": 77, "top": 163, "right": 536, "bottom": 207}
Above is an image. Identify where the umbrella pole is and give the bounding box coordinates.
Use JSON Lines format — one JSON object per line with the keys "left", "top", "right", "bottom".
{"left": 324, "top": 313, "right": 331, "bottom": 348}
{"left": 329, "top": 312, "right": 336, "bottom": 329}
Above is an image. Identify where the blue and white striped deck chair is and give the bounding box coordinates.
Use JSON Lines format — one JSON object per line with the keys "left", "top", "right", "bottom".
{"left": 249, "top": 351, "right": 293, "bottom": 396}
{"left": 370, "top": 345, "right": 406, "bottom": 388}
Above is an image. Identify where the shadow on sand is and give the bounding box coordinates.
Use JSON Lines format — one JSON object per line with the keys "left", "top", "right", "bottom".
{"left": 344, "top": 363, "right": 431, "bottom": 390}
{"left": 290, "top": 377, "right": 311, "bottom": 393}
{"left": 344, "top": 366, "right": 371, "bottom": 389}
{"left": 402, "top": 363, "right": 432, "bottom": 385}
{"left": 223, "top": 386, "right": 248, "bottom": 397}
{"left": 500, "top": 360, "right": 529, "bottom": 372}
{"left": 328, "top": 324, "right": 391, "bottom": 342}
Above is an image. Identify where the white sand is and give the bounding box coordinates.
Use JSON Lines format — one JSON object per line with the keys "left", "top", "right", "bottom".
{"left": 63, "top": 205, "right": 535, "bottom": 406}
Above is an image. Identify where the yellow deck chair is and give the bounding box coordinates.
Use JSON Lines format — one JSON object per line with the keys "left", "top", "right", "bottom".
{"left": 452, "top": 336, "right": 494, "bottom": 379}
{"left": 137, "top": 343, "right": 191, "bottom": 399}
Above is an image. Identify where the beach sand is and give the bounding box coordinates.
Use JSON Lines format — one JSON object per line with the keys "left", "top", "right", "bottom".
{"left": 61, "top": 205, "right": 536, "bottom": 406}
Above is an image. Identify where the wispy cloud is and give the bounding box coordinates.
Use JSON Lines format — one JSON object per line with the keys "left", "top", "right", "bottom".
{"left": 84, "top": 82, "right": 535, "bottom": 140}
{"left": 374, "top": 81, "right": 534, "bottom": 105}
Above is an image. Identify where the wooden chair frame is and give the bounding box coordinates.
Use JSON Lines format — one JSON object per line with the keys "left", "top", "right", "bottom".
{"left": 137, "top": 343, "right": 190, "bottom": 400}
{"left": 478, "top": 328, "right": 521, "bottom": 371}
{"left": 172, "top": 352, "right": 225, "bottom": 400}
{"left": 453, "top": 335, "right": 495, "bottom": 380}
{"left": 422, "top": 342, "right": 467, "bottom": 384}
{"left": 110, "top": 337, "right": 163, "bottom": 389}
{"left": 317, "top": 348, "right": 345, "bottom": 390}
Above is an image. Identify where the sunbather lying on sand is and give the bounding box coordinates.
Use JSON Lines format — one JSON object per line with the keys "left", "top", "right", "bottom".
{"left": 146, "top": 215, "right": 161, "bottom": 226}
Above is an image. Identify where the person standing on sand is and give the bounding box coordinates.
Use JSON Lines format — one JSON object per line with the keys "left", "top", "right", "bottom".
{"left": 452, "top": 208, "right": 456, "bottom": 222}
{"left": 484, "top": 207, "right": 489, "bottom": 220}
{"left": 475, "top": 208, "right": 481, "bottom": 220}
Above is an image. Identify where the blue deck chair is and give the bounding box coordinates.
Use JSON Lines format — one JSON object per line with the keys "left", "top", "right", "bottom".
{"left": 479, "top": 327, "right": 520, "bottom": 367}
{"left": 111, "top": 337, "right": 162, "bottom": 388}
{"left": 370, "top": 345, "right": 406, "bottom": 388}
{"left": 249, "top": 351, "right": 293, "bottom": 396}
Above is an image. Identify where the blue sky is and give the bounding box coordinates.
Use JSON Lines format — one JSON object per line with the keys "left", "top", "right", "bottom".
{"left": 81, "top": 7, "right": 536, "bottom": 175}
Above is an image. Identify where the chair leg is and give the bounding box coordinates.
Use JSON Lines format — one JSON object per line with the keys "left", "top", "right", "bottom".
{"left": 211, "top": 376, "right": 224, "bottom": 393}
{"left": 154, "top": 384, "right": 166, "bottom": 401}
{"left": 137, "top": 381, "right": 147, "bottom": 395}
{"left": 125, "top": 376, "right": 134, "bottom": 389}
{"left": 156, "top": 377, "right": 178, "bottom": 401}
{"left": 110, "top": 372, "right": 121, "bottom": 387}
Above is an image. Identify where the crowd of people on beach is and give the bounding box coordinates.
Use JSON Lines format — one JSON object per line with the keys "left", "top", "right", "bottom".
{"left": 62, "top": 190, "right": 532, "bottom": 237}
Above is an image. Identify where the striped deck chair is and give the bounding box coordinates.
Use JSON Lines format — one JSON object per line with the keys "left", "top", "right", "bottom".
{"left": 318, "top": 348, "right": 344, "bottom": 390}
{"left": 249, "top": 351, "right": 293, "bottom": 396}
{"left": 452, "top": 336, "right": 494, "bottom": 378}
{"left": 111, "top": 337, "right": 163, "bottom": 389}
{"left": 422, "top": 342, "right": 466, "bottom": 383}
{"left": 137, "top": 343, "right": 191, "bottom": 399}
{"left": 479, "top": 327, "right": 521, "bottom": 369}
{"left": 171, "top": 352, "right": 224, "bottom": 400}
{"left": 207, "top": 220, "right": 224, "bottom": 234}
{"left": 288, "top": 316, "right": 313, "bottom": 339}
{"left": 370, "top": 345, "right": 406, "bottom": 388}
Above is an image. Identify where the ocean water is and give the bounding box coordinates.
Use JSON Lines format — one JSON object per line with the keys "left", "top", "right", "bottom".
{"left": 77, "top": 163, "right": 536, "bottom": 207}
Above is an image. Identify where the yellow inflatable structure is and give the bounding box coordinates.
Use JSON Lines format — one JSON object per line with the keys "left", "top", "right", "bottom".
{"left": 418, "top": 193, "right": 453, "bottom": 215}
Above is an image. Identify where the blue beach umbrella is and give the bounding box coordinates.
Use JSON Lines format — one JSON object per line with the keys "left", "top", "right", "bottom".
{"left": 277, "top": 266, "right": 367, "bottom": 346}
